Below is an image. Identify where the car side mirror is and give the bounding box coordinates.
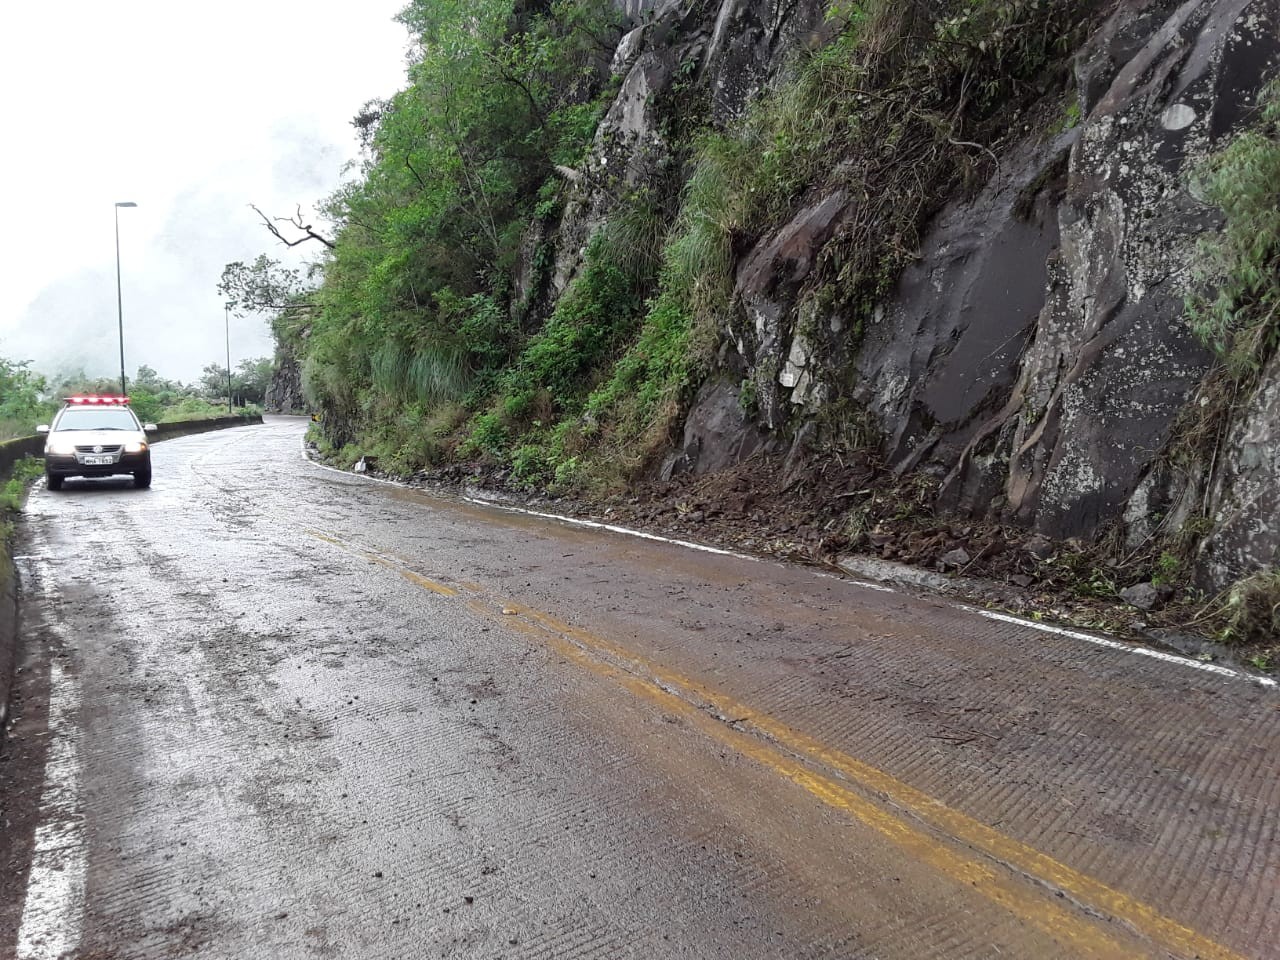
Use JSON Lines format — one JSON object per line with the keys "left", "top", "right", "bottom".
{"left": 144, "top": 423, "right": 158, "bottom": 432}
{"left": 36, "top": 425, "right": 49, "bottom": 434}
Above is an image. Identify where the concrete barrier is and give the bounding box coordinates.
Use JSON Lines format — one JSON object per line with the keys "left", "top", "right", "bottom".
{"left": 0, "top": 413, "right": 263, "bottom": 727}
{"left": 0, "top": 435, "right": 46, "bottom": 483}
{"left": 151, "top": 413, "right": 264, "bottom": 443}
{"left": 0, "top": 553, "right": 15, "bottom": 728}
{"left": 0, "top": 413, "right": 263, "bottom": 483}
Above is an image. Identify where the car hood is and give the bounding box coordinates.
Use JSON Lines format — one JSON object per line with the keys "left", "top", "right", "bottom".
{"left": 48, "top": 429, "right": 146, "bottom": 446}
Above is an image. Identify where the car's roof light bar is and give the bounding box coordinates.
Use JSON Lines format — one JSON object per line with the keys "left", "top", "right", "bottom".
{"left": 65, "top": 395, "right": 131, "bottom": 405}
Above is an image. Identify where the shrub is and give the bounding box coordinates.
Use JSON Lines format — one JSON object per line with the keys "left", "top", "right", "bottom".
{"left": 0, "top": 457, "right": 43, "bottom": 512}
{"left": 1187, "top": 79, "right": 1280, "bottom": 372}
{"left": 511, "top": 442, "right": 552, "bottom": 486}
{"left": 1221, "top": 570, "right": 1280, "bottom": 644}
{"left": 515, "top": 248, "right": 641, "bottom": 408}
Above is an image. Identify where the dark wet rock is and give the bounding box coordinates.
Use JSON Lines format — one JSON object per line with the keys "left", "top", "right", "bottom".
{"left": 1023, "top": 536, "right": 1056, "bottom": 562}
{"left": 1009, "top": 574, "right": 1035, "bottom": 589}
{"left": 864, "top": 0, "right": 1280, "bottom": 548}
{"left": 700, "top": 0, "right": 831, "bottom": 120}
{"left": 1200, "top": 351, "right": 1280, "bottom": 589}
{"left": 551, "top": 38, "right": 675, "bottom": 295}
{"left": 553, "top": 0, "right": 826, "bottom": 296}
{"left": 660, "top": 0, "right": 1280, "bottom": 595}
{"left": 660, "top": 378, "right": 765, "bottom": 480}
{"left": 999, "top": 1, "right": 1260, "bottom": 540}
{"left": 1119, "top": 582, "right": 1174, "bottom": 611}
{"left": 854, "top": 133, "right": 1072, "bottom": 504}
{"left": 997, "top": 0, "right": 1278, "bottom": 554}
{"left": 781, "top": 421, "right": 818, "bottom": 490}
{"left": 734, "top": 191, "right": 850, "bottom": 429}
{"left": 265, "top": 340, "right": 305, "bottom": 414}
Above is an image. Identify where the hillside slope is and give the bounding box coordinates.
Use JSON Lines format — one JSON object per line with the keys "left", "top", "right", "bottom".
{"left": 278, "top": 0, "right": 1280, "bottom": 640}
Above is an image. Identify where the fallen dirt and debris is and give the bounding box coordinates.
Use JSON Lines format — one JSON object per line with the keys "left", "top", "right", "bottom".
{"left": 361, "top": 447, "right": 1276, "bottom": 680}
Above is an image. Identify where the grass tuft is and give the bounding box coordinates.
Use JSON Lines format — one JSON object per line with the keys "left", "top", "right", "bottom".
{"left": 1221, "top": 570, "right": 1280, "bottom": 645}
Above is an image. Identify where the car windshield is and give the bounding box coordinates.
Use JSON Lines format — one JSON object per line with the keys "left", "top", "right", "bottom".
{"left": 55, "top": 408, "right": 139, "bottom": 431}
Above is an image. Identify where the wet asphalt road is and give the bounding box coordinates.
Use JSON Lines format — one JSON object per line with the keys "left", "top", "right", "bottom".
{"left": 1, "top": 417, "right": 1277, "bottom": 960}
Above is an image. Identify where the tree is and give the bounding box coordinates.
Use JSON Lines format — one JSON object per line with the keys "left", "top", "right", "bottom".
{"left": 133, "top": 365, "right": 173, "bottom": 392}
{"left": 218, "top": 254, "right": 314, "bottom": 316}
{"left": 198, "top": 359, "right": 271, "bottom": 406}
{"left": 0, "top": 355, "right": 51, "bottom": 434}
{"left": 233, "top": 358, "right": 273, "bottom": 405}
{"left": 243, "top": 0, "right": 624, "bottom": 457}
{"left": 129, "top": 365, "right": 192, "bottom": 423}
{"left": 50, "top": 371, "right": 120, "bottom": 399}
{"left": 200, "top": 363, "right": 231, "bottom": 401}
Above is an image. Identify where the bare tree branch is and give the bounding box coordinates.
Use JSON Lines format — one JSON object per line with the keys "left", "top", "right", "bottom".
{"left": 405, "top": 158, "right": 429, "bottom": 191}
{"left": 251, "top": 203, "right": 336, "bottom": 250}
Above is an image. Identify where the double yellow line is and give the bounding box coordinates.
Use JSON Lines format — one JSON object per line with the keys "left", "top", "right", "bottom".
{"left": 307, "top": 528, "right": 1246, "bottom": 960}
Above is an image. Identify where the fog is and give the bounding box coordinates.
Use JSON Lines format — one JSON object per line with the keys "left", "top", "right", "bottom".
{"left": 0, "top": 0, "right": 408, "bottom": 385}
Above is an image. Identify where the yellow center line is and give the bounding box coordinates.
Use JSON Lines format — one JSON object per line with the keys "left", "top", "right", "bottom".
{"left": 307, "top": 529, "right": 1245, "bottom": 960}
{"left": 498, "top": 606, "right": 1135, "bottom": 958}
{"left": 305, "top": 529, "right": 457, "bottom": 596}
{"left": 519, "top": 608, "right": 1244, "bottom": 960}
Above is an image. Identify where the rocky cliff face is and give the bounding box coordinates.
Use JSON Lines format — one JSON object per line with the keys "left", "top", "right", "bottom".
{"left": 550, "top": 0, "right": 828, "bottom": 298}
{"left": 265, "top": 342, "right": 305, "bottom": 414}
{"left": 614, "top": 0, "right": 1279, "bottom": 590}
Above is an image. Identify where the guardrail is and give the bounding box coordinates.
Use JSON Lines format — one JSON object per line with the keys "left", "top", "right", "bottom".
{"left": 0, "top": 413, "right": 264, "bottom": 483}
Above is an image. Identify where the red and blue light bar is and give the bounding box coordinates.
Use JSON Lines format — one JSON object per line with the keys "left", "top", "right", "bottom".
{"left": 65, "top": 395, "right": 130, "bottom": 405}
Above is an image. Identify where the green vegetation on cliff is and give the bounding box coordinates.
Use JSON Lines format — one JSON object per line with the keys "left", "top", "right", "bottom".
{"left": 292, "top": 0, "right": 625, "bottom": 469}
{"left": 1178, "top": 78, "right": 1280, "bottom": 644}
{"left": 287, "top": 0, "right": 1101, "bottom": 486}
{"left": 1188, "top": 78, "right": 1280, "bottom": 376}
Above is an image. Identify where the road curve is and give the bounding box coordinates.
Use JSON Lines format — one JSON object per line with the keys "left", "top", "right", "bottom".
{"left": 1, "top": 417, "right": 1276, "bottom": 959}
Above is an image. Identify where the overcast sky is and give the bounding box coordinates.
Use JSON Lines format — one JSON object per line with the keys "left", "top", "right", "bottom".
{"left": 0, "top": 1, "right": 409, "bottom": 385}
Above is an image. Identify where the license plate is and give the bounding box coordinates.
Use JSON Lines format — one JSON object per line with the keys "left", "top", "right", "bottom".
{"left": 82, "top": 455, "right": 114, "bottom": 465}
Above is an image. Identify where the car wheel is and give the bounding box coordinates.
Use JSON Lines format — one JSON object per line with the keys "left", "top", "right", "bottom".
{"left": 134, "top": 469, "right": 152, "bottom": 489}
{"left": 46, "top": 472, "right": 64, "bottom": 491}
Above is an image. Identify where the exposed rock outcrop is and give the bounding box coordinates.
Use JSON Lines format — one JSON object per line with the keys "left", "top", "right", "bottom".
{"left": 997, "top": 0, "right": 1275, "bottom": 543}
{"left": 551, "top": 0, "right": 827, "bottom": 295}
{"left": 853, "top": 133, "right": 1074, "bottom": 508}
{"left": 665, "top": 0, "right": 1280, "bottom": 590}
{"left": 1201, "top": 352, "right": 1280, "bottom": 587}
{"left": 265, "top": 343, "right": 305, "bottom": 414}
{"left": 660, "top": 377, "right": 768, "bottom": 479}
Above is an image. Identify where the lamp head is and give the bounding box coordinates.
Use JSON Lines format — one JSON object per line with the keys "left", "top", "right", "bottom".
{"left": 115, "top": 201, "right": 138, "bottom": 208}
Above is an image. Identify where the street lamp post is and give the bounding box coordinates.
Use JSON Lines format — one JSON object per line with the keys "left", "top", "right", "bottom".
{"left": 114, "top": 201, "right": 138, "bottom": 397}
{"left": 225, "top": 303, "right": 233, "bottom": 414}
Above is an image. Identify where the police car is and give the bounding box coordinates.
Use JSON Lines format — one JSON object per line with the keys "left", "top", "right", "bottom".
{"left": 37, "top": 396, "right": 157, "bottom": 490}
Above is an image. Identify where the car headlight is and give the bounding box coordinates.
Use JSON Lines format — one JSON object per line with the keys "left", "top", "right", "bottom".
{"left": 125, "top": 441, "right": 148, "bottom": 453}
{"left": 47, "top": 440, "right": 76, "bottom": 456}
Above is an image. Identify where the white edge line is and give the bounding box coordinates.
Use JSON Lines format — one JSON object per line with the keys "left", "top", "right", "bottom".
{"left": 470, "top": 499, "right": 757, "bottom": 560}
{"left": 301, "top": 442, "right": 885, "bottom": 574}
{"left": 299, "top": 439, "right": 1275, "bottom": 690}
{"left": 16, "top": 559, "right": 87, "bottom": 960}
{"left": 970, "top": 607, "right": 1276, "bottom": 688}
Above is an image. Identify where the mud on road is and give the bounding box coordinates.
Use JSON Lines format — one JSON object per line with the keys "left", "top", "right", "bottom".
{"left": 1, "top": 417, "right": 1277, "bottom": 959}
